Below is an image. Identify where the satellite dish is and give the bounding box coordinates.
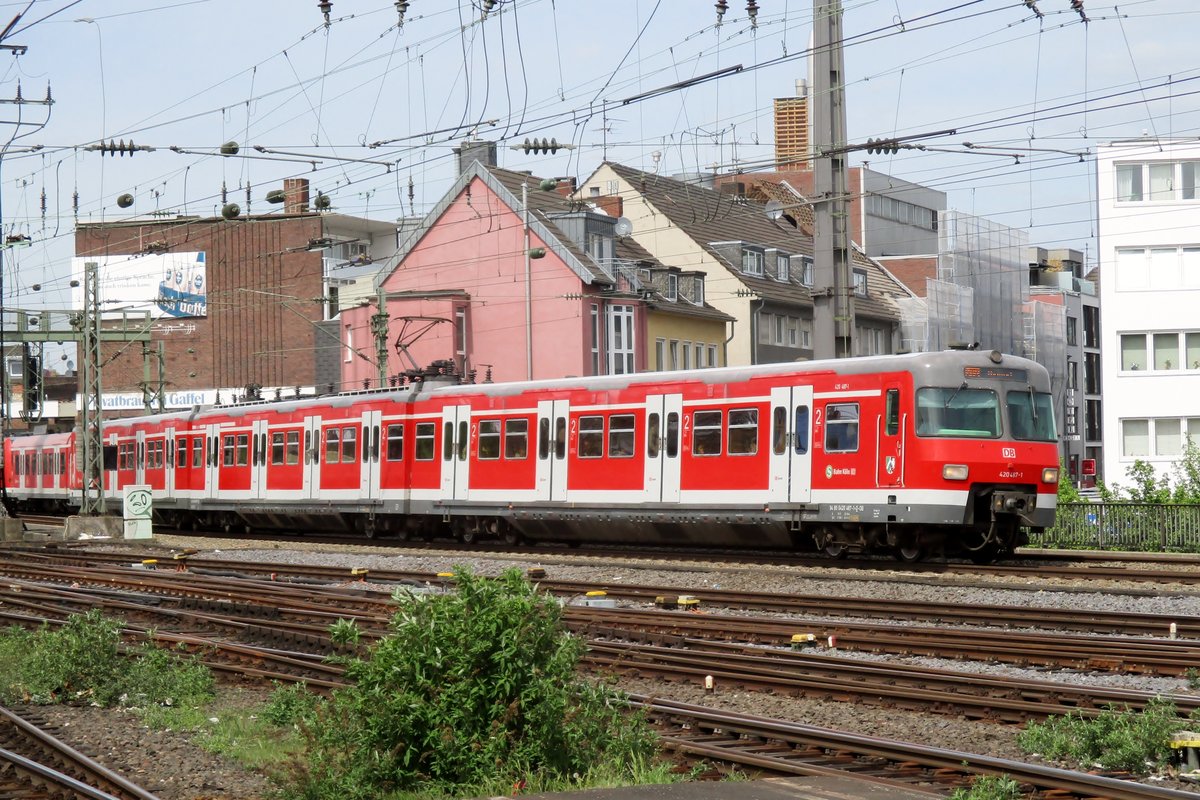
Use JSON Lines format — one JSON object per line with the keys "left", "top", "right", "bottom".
{"left": 764, "top": 200, "right": 784, "bottom": 221}
{"left": 614, "top": 217, "right": 633, "bottom": 237}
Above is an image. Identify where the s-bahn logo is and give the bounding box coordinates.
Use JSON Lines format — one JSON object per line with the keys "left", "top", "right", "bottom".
{"left": 1002, "top": 447, "right": 1017, "bottom": 459}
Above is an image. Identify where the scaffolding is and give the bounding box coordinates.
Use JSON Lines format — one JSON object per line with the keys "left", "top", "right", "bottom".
{"left": 1025, "top": 299, "right": 1067, "bottom": 433}
{"left": 937, "top": 211, "right": 1029, "bottom": 355}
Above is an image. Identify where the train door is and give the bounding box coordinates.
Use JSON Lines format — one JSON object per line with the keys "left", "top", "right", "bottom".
{"left": 440, "top": 405, "right": 471, "bottom": 501}
{"left": 250, "top": 419, "right": 269, "bottom": 499}
{"left": 644, "top": 394, "right": 682, "bottom": 502}
{"left": 165, "top": 427, "right": 176, "bottom": 497}
{"left": 768, "top": 385, "right": 814, "bottom": 503}
{"left": 876, "top": 385, "right": 904, "bottom": 488}
{"left": 134, "top": 430, "right": 147, "bottom": 486}
{"left": 203, "top": 424, "right": 222, "bottom": 501}
{"left": 361, "top": 409, "right": 381, "bottom": 496}
{"left": 535, "top": 400, "right": 569, "bottom": 502}
{"left": 303, "top": 416, "right": 321, "bottom": 500}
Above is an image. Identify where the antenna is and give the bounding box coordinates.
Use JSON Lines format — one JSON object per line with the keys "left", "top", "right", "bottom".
{"left": 614, "top": 217, "right": 634, "bottom": 237}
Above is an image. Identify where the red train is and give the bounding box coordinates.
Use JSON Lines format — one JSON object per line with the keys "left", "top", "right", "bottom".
{"left": 2, "top": 350, "right": 1059, "bottom": 562}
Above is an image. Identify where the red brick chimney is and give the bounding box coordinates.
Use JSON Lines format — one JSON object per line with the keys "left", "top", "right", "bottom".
{"left": 594, "top": 194, "right": 623, "bottom": 219}
{"left": 554, "top": 177, "right": 578, "bottom": 197}
{"left": 283, "top": 178, "right": 311, "bottom": 213}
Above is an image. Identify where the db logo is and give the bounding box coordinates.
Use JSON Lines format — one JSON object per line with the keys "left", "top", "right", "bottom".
{"left": 1001, "top": 447, "right": 1017, "bottom": 459}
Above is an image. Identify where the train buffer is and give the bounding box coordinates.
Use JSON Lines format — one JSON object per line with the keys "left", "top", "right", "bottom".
{"left": 1172, "top": 731, "right": 1200, "bottom": 780}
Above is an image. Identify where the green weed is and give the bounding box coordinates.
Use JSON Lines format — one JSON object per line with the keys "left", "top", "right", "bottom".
{"left": 1017, "top": 698, "right": 1181, "bottom": 775}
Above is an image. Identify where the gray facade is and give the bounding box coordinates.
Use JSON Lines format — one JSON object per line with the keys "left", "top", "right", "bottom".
{"left": 861, "top": 168, "right": 947, "bottom": 257}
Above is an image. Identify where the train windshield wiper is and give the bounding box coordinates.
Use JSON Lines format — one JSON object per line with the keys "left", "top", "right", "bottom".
{"left": 1028, "top": 385, "right": 1038, "bottom": 421}
{"left": 944, "top": 382, "right": 968, "bottom": 409}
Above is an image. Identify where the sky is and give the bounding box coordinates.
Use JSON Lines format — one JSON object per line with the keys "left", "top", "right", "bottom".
{"left": 0, "top": 0, "right": 1197, "bottom": 333}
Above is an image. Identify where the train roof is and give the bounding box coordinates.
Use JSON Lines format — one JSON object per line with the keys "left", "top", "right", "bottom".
{"left": 97, "top": 350, "right": 1049, "bottom": 428}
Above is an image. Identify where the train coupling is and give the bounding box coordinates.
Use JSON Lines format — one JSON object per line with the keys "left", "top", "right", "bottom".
{"left": 990, "top": 490, "right": 1037, "bottom": 524}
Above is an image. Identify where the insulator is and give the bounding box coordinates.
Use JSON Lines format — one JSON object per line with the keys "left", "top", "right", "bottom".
{"left": 220, "top": 141, "right": 240, "bottom": 155}
{"left": 221, "top": 202, "right": 241, "bottom": 219}
{"left": 266, "top": 189, "right": 286, "bottom": 204}
{"left": 117, "top": 193, "right": 134, "bottom": 208}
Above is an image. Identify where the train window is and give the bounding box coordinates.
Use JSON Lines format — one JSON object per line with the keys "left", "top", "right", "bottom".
{"left": 578, "top": 416, "right": 604, "bottom": 458}
{"left": 772, "top": 407, "right": 787, "bottom": 455}
{"left": 479, "top": 420, "right": 501, "bottom": 460}
{"left": 137, "top": 442, "right": 145, "bottom": 469}
{"left": 342, "top": 426, "right": 358, "bottom": 463}
{"left": 825, "top": 403, "right": 859, "bottom": 453}
{"left": 271, "top": 432, "right": 285, "bottom": 465}
{"left": 103, "top": 445, "right": 117, "bottom": 471}
{"left": 647, "top": 413, "right": 661, "bottom": 458}
{"left": 1005, "top": 390, "right": 1057, "bottom": 442}
{"left": 286, "top": 431, "right": 301, "bottom": 464}
{"left": 728, "top": 409, "right": 759, "bottom": 455}
{"left": 386, "top": 424, "right": 405, "bottom": 461}
{"left": 609, "top": 414, "right": 636, "bottom": 458}
{"left": 885, "top": 389, "right": 900, "bottom": 436}
{"left": 538, "top": 419, "right": 550, "bottom": 460}
{"left": 443, "top": 422, "right": 454, "bottom": 461}
{"left": 554, "top": 417, "right": 567, "bottom": 460}
{"left": 505, "top": 419, "right": 529, "bottom": 459}
{"left": 147, "top": 440, "right": 163, "bottom": 469}
{"left": 236, "top": 434, "right": 250, "bottom": 466}
{"left": 223, "top": 435, "right": 237, "bottom": 467}
{"left": 325, "top": 428, "right": 342, "bottom": 464}
{"left": 457, "top": 421, "right": 468, "bottom": 461}
{"left": 666, "top": 412, "right": 679, "bottom": 458}
{"left": 795, "top": 406, "right": 810, "bottom": 454}
{"left": 193, "top": 438, "right": 204, "bottom": 468}
{"left": 693, "top": 410, "right": 722, "bottom": 456}
{"left": 415, "top": 422, "right": 436, "bottom": 461}
{"left": 915, "top": 387, "right": 1000, "bottom": 438}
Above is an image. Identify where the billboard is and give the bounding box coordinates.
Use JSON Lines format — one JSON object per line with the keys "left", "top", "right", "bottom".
{"left": 71, "top": 252, "right": 207, "bottom": 318}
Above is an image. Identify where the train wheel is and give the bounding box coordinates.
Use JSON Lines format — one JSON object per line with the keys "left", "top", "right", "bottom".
{"left": 502, "top": 528, "right": 522, "bottom": 546}
{"left": 822, "top": 542, "right": 849, "bottom": 559}
{"left": 968, "top": 543, "right": 1000, "bottom": 565}
{"left": 894, "top": 542, "right": 923, "bottom": 563}
{"left": 459, "top": 527, "right": 478, "bottom": 545}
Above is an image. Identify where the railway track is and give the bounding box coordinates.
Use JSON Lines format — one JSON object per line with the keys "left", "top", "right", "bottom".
{"left": 3, "top": 549, "right": 1200, "bottom": 796}
{"left": 0, "top": 705, "right": 161, "bottom": 800}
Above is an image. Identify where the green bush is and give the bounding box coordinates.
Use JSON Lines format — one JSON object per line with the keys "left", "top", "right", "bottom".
{"left": 1017, "top": 698, "right": 1181, "bottom": 774}
{"left": 282, "top": 567, "right": 657, "bottom": 799}
{"left": 0, "top": 610, "right": 213, "bottom": 712}
{"left": 949, "top": 774, "right": 1022, "bottom": 800}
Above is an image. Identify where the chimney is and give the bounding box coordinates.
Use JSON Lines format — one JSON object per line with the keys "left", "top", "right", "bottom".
{"left": 283, "top": 178, "right": 311, "bottom": 213}
{"left": 594, "top": 194, "right": 623, "bottom": 219}
{"left": 454, "top": 140, "right": 498, "bottom": 175}
{"left": 554, "top": 177, "right": 578, "bottom": 197}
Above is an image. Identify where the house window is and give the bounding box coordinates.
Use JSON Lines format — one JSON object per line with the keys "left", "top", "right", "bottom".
{"left": 707, "top": 344, "right": 718, "bottom": 366}
{"left": 800, "top": 256, "right": 814, "bottom": 286}
{"left": 666, "top": 273, "right": 678, "bottom": 301}
{"left": 694, "top": 276, "right": 705, "bottom": 305}
{"left": 344, "top": 324, "right": 353, "bottom": 363}
{"left": 681, "top": 341, "right": 691, "bottom": 370}
{"left": 670, "top": 340, "right": 680, "bottom": 370}
{"left": 1116, "top": 163, "right": 1143, "bottom": 202}
{"left": 787, "top": 317, "right": 799, "bottom": 347}
{"left": 852, "top": 268, "right": 868, "bottom": 297}
{"left": 590, "top": 304, "right": 602, "bottom": 375}
{"left": 606, "top": 304, "right": 635, "bottom": 374}
{"left": 454, "top": 307, "right": 467, "bottom": 372}
{"left": 758, "top": 313, "right": 772, "bottom": 344}
{"left": 800, "top": 319, "right": 813, "bottom": 349}
{"left": 776, "top": 254, "right": 790, "bottom": 282}
{"left": 694, "top": 343, "right": 704, "bottom": 367}
{"left": 1066, "top": 316, "right": 1077, "bottom": 347}
{"left": 774, "top": 315, "right": 785, "bottom": 346}
{"left": 742, "top": 248, "right": 764, "bottom": 276}
{"left": 655, "top": 338, "right": 666, "bottom": 371}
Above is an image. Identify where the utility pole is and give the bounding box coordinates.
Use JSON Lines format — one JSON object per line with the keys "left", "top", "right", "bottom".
{"left": 372, "top": 286, "right": 390, "bottom": 387}
{"left": 140, "top": 340, "right": 166, "bottom": 413}
{"left": 78, "top": 261, "right": 105, "bottom": 514}
{"left": 811, "top": 0, "right": 854, "bottom": 360}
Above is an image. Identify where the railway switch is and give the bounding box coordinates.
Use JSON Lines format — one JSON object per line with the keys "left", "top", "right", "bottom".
{"left": 1170, "top": 732, "right": 1200, "bottom": 779}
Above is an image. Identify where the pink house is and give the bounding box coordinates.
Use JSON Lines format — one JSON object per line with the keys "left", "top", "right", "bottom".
{"left": 341, "top": 143, "right": 730, "bottom": 387}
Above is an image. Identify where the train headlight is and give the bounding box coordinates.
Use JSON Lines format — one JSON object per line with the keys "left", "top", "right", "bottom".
{"left": 1042, "top": 467, "right": 1059, "bottom": 485}
{"left": 942, "top": 464, "right": 969, "bottom": 481}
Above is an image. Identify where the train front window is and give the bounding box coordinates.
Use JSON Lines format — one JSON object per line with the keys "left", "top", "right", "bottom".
{"left": 1006, "top": 389, "right": 1057, "bottom": 442}
{"left": 916, "top": 387, "right": 1000, "bottom": 438}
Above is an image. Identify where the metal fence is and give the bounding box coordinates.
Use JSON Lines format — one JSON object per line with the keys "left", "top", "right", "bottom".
{"left": 1031, "top": 502, "right": 1200, "bottom": 552}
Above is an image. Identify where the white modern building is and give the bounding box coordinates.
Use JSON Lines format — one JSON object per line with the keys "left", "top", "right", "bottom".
{"left": 1096, "top": 139, "right": 1200, "bottom": 489}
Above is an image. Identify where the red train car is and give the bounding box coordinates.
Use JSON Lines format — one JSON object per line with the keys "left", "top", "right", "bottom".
{"left": 2, "top": 350, "right": 1059, "bottom": 562}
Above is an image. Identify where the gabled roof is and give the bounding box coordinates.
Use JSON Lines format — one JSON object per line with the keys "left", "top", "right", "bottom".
{"left": 602, "top": 162, "right": 913, "bottom": 322}
{"left": 376, "top": 160, "right": 614, "bottom": 291}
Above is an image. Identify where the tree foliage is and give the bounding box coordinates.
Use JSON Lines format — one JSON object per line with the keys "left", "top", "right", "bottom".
{"left": 1102, "top": 438, "right": 1200, "bottom": 504}
{"left": 283, "top": 567, "right": 656, "bottom": 799}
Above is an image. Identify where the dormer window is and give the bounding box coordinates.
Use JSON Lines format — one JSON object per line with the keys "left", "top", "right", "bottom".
{"left": 694, "top": 276, "right": 705, "bottom": 305}
{"left": 666, "top": 273, "right": 678, "bottom": 301}
{"left": 852, "top": 268, "right": 868, "bottom": 297}
{"left": 799, "top": 256, "right": 814, "bottom": 287}
{"left": 742, "top": 248, "right": 764, "bottom": 276}
{"left": 776, "top": 254, "right": 790, "bottom": 282}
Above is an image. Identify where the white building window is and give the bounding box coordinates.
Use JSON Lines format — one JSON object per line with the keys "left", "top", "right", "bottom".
{"left": 852, "top": 268, "right": 868, "bottom": 297}
{"left": 693, "top": 276, "right": 705, "bottom": 305}
{"left": 742, "top": 248, "right": 764, "bottom": 276}
{"left": 344, "top": 324, "right": 353, "bottom": 363}
{"left": 1121, "top": 417, "right": 1200, "bottom": 458}
{"left": 1116, "top": 160, "right": 1200, "bottom": 203}
{"left": 1122, "top": 419, "right": 1149, "bottom": 457}
{"left": 776, "top": 254, "right": 790, "bottom": 282}
{"left": 655, "top": 338, "right": 666, "bottom": 371}
{"left": 1118, "top": 330, "right": 1200, "bottom": 372}
{"left": 800, "top": 256, "right": 814, "bottom": 287}
{"left": 606, "top": 304, "right": 635, "bottom": 375}
{"left": 707, "top": 344, "right": 718, "bottom": 366}
{"left": 590, "top": 304, "right": 602, "bottom": 375}
{"left": 666, "top": 273, "right": 678, "bottom": 301}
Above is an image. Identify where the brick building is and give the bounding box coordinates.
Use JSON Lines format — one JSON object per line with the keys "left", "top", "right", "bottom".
{"left": 73, "top": 179, "right": 397, "bottom": 410}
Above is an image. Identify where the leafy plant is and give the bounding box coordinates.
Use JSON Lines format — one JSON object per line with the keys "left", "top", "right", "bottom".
{"left": 949, "top": 774, "right": 1022, "bottom": 800}
{"left": 1186, "top": 668, "right": 1200, "bottom": 691}
{"left": 279, "top": 566, "right": 658, "bottom": 799}
{"left": 1017, "top": 698, "right": 1181, "bottom": 775}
